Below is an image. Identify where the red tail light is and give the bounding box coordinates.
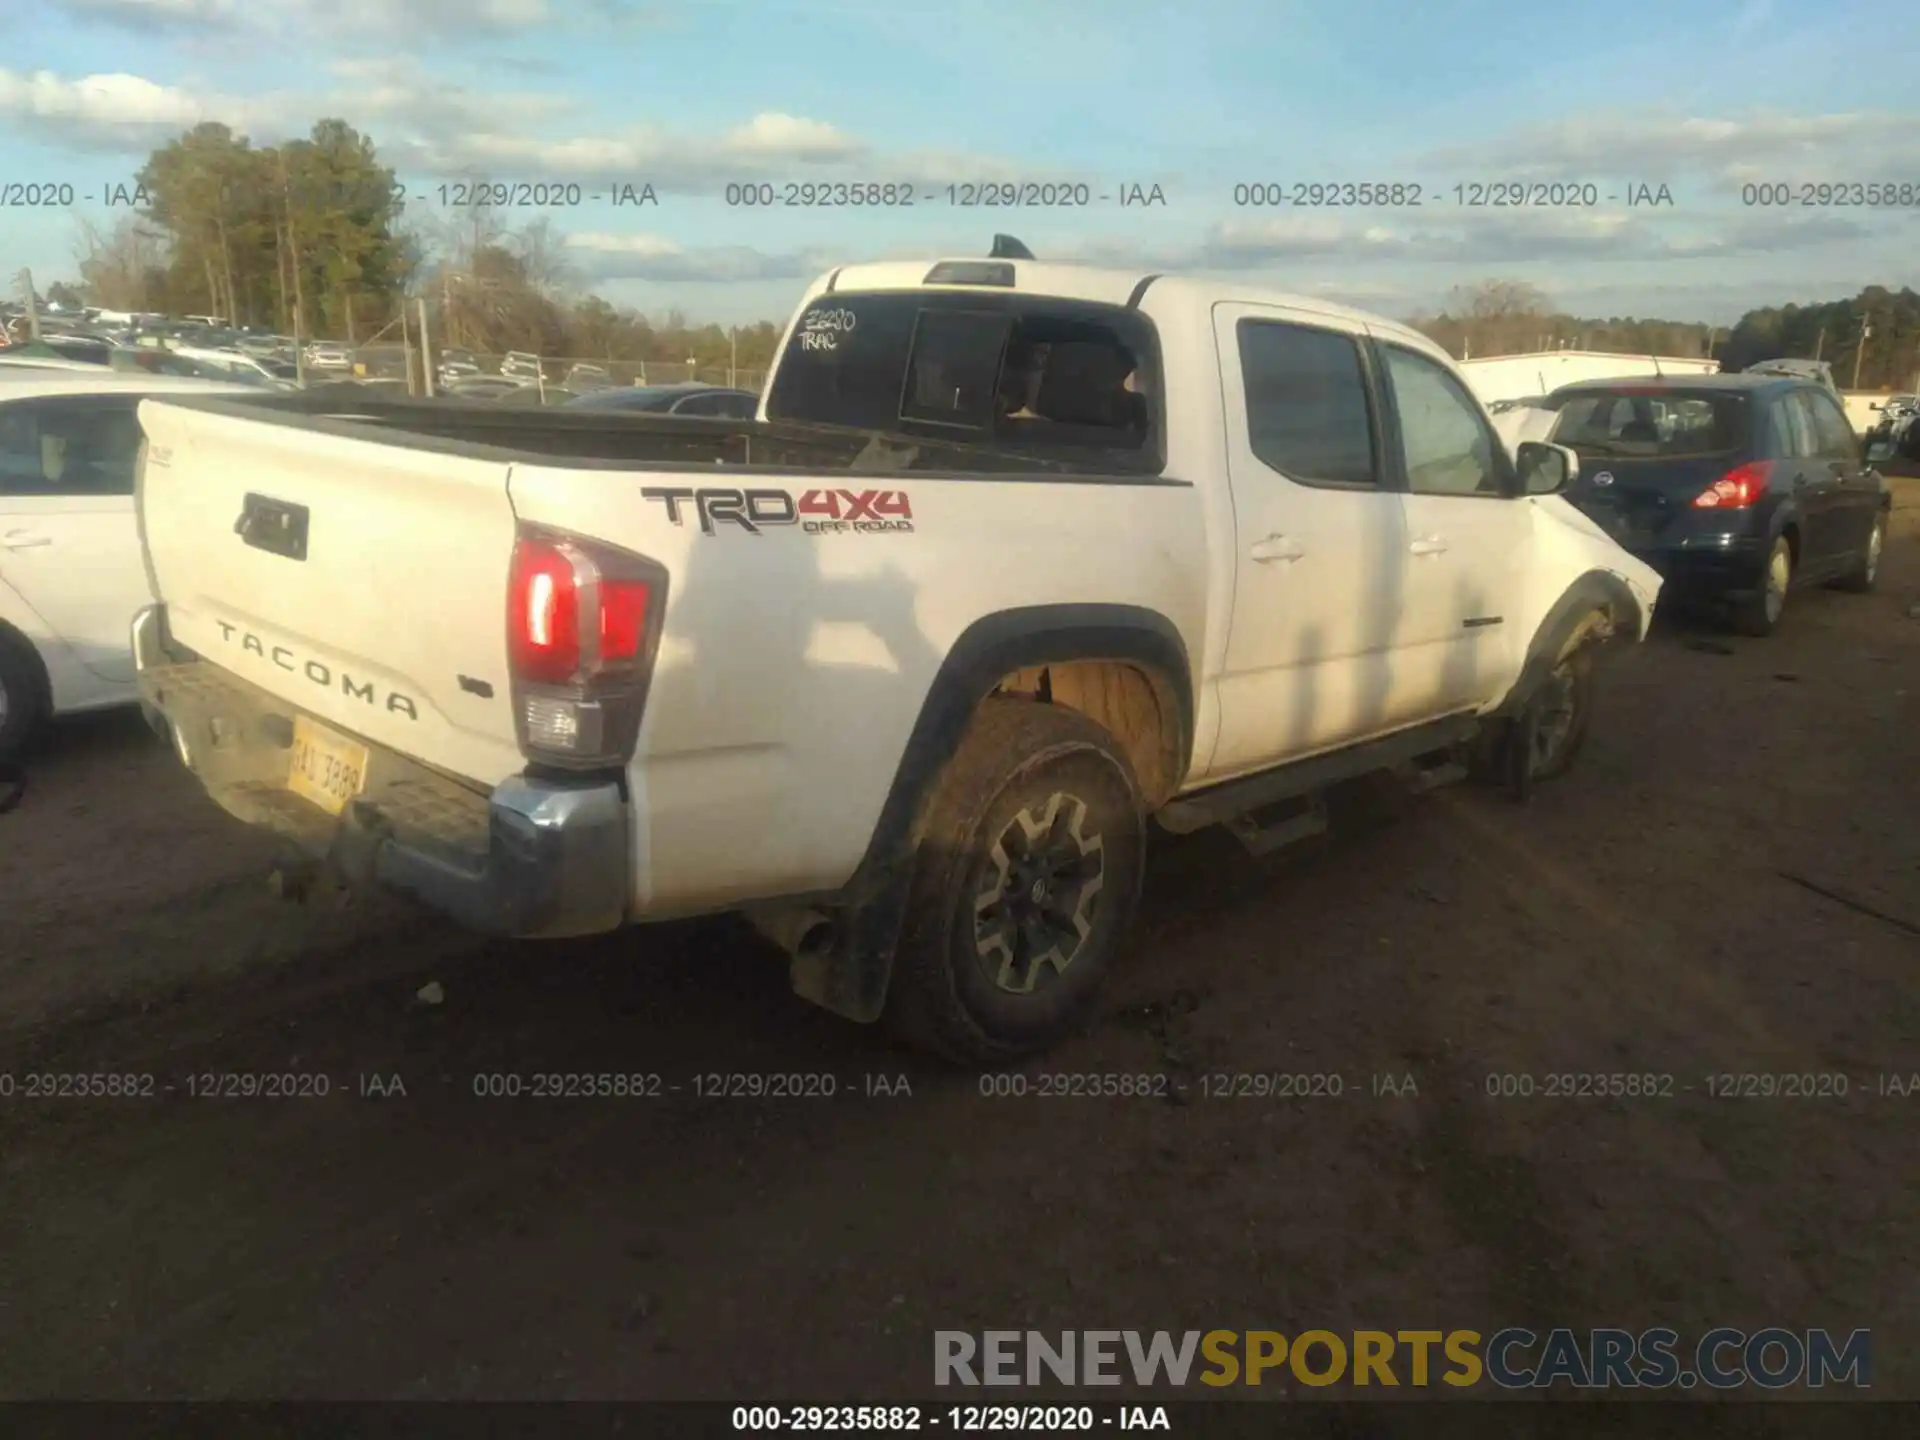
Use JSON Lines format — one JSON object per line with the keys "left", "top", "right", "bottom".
{"left": 597, "top": 580, "right": 650, "bottom": 661}
{"left": 509, "top": 538, "right": 583, "bottom": 683}
{"left": 506, "top": 529, "right": 665, "bottom": 769}
{"left": 1693, "top": 460, "right": 1774, "bottom": 509}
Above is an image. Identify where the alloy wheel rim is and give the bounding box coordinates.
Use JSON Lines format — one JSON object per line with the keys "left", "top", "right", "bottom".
{"left": 1867, "top": 520, "right": 1884, "bottom": 581}
{"left": 973, "top": 791, "right": 1106, "bottom": 995}
{"left": 1765, "top": 546, "right": 1789, "bottom": 623}
{"left": 1530, "top": 665, "right": 1579, "bottom": 774}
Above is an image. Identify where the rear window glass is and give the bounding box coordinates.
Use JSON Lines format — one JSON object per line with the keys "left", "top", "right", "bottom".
{"left": 1548, "top": 390, "right": 1749, "bottom": 458}
{"left": 766, "top": 290, "right": 1161, "bottom": 466}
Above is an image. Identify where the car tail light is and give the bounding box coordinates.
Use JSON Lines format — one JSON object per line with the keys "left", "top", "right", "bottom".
{"left": 1692, "top": 460, "right": 1774, "bottom": 509}
{"left": 506, "top": 527, "right": 667, "bottom": 769}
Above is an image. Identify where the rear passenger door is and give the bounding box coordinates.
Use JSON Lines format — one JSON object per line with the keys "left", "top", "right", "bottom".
{"left": 1800, "top": 387, "right": 1880, "bottom": 559}
{"left": 1774, "top": 391, "right": 1848, "bottom": 571}
{"left": 1208, "top": 303, "right": 1410, "bottom": 776}
{"left": 1370, "top": 338, "right": 1532, "bottom": 715}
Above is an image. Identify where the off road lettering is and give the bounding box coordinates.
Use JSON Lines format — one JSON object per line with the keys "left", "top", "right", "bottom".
{"left": 646, "top": 486, "right": 911, "bottom": 535}
{"left": 798, "top": 488, "right": 913, "bottom": 523}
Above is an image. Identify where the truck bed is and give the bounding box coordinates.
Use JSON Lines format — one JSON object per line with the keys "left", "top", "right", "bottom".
{"left": 174, "top": 389, "right": 1161, "bottom": 478}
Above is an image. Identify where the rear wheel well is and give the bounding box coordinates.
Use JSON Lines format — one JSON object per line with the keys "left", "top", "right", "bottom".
{"left": 1556, "top": 605, "right": 1619, "bottom": 660}
{"left": 1778, "top": 522, "right": 1800, "bottom": 565}
{"left": 991, "top": 659, "right": 1183, "bottom": 807}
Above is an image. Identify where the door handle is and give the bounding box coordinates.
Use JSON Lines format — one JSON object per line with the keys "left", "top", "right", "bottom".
{"left": 2, "top": 529, "right": 51, "bottom": 550}
{"left": 1409, "top": 536, "right": 1448, "bottom": 556}
{"left": 1249, "top": 535, "right": 1305, "bottom": 563}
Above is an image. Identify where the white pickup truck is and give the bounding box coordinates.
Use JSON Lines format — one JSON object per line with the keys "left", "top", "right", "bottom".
{"left": 132, "top": 248, "right": 1662, "bottom": 1063}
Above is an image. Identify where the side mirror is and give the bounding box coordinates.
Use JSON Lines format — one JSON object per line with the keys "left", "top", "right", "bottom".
{"left": 1516, "top": 440, "right": 1577, "bottom": 496}
{"left": 1865, "top": 441, "right": 1894, "bottom": 465}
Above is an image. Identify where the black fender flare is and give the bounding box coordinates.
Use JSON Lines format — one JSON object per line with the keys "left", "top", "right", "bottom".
{"left": 794, "top": 603, "right": 1194, "bottom": 1023}
{"left": 1496, "top": 569, "right": 1643, "bottom": 719}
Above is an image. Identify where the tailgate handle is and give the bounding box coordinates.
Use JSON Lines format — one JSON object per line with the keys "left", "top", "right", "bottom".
{"left": 236, "top": 492, "right": 309, "bottom": 561}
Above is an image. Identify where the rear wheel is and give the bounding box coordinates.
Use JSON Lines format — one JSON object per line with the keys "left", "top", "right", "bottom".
{"left": 1830, "top": 511, "right": 1887, "bottom": 593}
{"left": 886, "top": 699, "right": 1146, "bottom": 1067}
{"left": 1731, "top": 536, "right": 1792, "bottom": 636}
{"left": 0, "top": 631, "right": 49, "bottom": 765}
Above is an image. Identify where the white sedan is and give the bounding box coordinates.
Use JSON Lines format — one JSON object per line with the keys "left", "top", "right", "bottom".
{"left": 0, "top": 365, "right": 252, "bottom": 758}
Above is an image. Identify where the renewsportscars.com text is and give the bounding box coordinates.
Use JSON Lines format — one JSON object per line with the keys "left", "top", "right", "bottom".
{"left": 934, "top": 1328, "right": 1872, "bottom": 1391}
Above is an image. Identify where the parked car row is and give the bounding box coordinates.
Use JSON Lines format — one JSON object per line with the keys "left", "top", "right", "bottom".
{"left": 1863, "top": 393, "right": 1919, "bottom": 461}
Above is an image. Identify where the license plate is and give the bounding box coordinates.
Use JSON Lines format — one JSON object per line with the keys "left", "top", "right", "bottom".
{"left": 287, "top": 717, "right": 369, "bottom": 817}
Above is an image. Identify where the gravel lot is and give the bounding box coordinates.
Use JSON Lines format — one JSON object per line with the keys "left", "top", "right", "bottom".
{"left": 2, "top": 482, "right": 1917, "bottom": 1404}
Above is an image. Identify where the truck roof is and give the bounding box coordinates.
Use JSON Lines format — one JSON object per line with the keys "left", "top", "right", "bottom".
{"left": 819, "top": 257, "right": 1442, "bottom": 355}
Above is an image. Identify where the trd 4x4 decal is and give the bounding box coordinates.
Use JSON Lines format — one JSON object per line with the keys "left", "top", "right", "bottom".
{"left": 641, "top": 486, "right": 914, "bottom": 535}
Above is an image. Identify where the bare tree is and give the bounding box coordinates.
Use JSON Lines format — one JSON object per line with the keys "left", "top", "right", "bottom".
{"left": 73, "top": 214, "right": 171, "bottom": 311}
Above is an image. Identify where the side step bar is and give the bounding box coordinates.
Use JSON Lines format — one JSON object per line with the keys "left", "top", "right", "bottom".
{"left": 1226, "top": 796, "right": 1329, "bottom": 857}
{"left": 1157, "top": 711, "right": 1482, "bottom": 838}
{"left": 1400, "top": 759, "right": 1469, "bottom": 794}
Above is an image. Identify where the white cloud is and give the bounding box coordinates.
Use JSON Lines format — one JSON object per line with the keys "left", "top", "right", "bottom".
{"left": 1423, "top": 109, "right": 1920, "bottom": 190}
{"left": 561, "top": 203, "right": 1890, "bottom": 295}
{"left": 565, "top": 232, "right": 835, "bottom": 282}
{"left": 325, "top": 58, "right": 572, "bottom": 137}
{"left": 389, "top": 111, "right": 874, "bottom": 190}
{"left": 55, "top": 0, "right": 242, "bottom": 31}
{"left": 0, "top": 68, "right": 274, "bottom": 150}
{"left": 294, "top": 0, "right": 580, "bottom": 35}
{"left": 49, "top": 0, "right": 649, "bottom": 38}
{"left": 999, "top": 203, "right": 1893, "bottom": 281}
{"left": 0, "top": 64, "right": 1026, "bottom": 194}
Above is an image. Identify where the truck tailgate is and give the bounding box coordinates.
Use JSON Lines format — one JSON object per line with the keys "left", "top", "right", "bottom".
{"left": 138, "top": 399, "right": 525, "bottom": 787}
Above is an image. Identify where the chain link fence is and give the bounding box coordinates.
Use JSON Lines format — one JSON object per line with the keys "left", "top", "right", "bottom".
{"left": 337, "top": 344, "right": 768, "bottom": 393}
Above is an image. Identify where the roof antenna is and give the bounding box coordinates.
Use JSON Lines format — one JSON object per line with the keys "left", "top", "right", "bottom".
{"left": 989, "top": 234, "right": 1034, "bottom": 260}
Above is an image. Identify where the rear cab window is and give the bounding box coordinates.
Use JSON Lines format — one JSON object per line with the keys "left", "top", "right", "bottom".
{"left": 765, "top": 289, "right": 1163, "bottom": 471}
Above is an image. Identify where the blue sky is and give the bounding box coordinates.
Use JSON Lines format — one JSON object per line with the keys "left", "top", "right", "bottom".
{"left": 2, "top": 0, "right": 1917, "bottom": 326}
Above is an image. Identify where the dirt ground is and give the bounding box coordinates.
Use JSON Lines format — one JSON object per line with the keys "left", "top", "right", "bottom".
{"left": 2, "top": 484, "right": 1917, "bottom": 1407}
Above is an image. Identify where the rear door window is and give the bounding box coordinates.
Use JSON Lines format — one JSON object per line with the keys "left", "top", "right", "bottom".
{"left": 1802, "top": 389, "right": 1857, "bottom": 460}
{"left": 1234, "top": 319, "right": 1377, "bottom": 486}
{"left": 1772, "top": 393, "right": 1818, "bottom": 459}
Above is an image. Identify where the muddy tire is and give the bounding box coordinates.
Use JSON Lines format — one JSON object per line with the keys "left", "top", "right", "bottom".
{"left": 0, "top": 629, "right": 48, "bottom": 766}
{"left": 1527, "top": 641, "right": 1595, "bottom": 782}
{"left": 1830, "top": 510, "right": 1887, "bottom": 594}
{"left": 886, "top": 698, "right": 1147, "bottom": 1067}
{"left": 1731, "top": 536, "right": 1792, "bottom": 636}
{"left": 1469, "top": 632, "right": 1598, "bottom": 791}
